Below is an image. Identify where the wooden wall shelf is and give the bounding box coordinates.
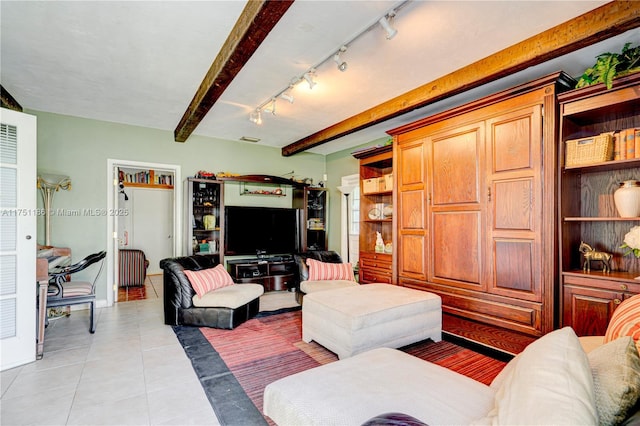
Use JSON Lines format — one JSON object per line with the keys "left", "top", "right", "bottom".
{"left": 123, "top": 182, "right": 173, "bottom": 190}
{"left": 217, "top": 174, "right": 309, "bottom": 188}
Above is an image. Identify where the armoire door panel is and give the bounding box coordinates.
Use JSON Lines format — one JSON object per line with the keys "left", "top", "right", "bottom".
{"left": 493, "top": 178, "right": 534, "bottom": 231}
{"left": 399, "top": 232, "right": 427, "bottom": 278}
{"left": 397, "top": 141, "right": 424, "bottom": 188}
{"left": 432, "top": 125, "right": 482, "bottom": 205}
{"left": 492, "top": 239, "right": 540, "bottom": 301}
{"left": 432, "top": 211, "right": 481, "bottom": 286}
{"left": 490, "top": 113, "right": 537, "bottom": 173}
{"left": 400, "top": 190, "right": 425, "bottom": 229}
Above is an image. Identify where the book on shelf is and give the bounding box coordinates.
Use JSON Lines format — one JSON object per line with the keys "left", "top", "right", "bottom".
{"left": 627, "top": 128, "right": 636, "bottom": 159}
{"left": 612, "top": 128, "right": 639, "bottom": 161}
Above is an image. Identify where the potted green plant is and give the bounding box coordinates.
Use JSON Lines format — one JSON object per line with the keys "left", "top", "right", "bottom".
{"left": 576, "top": 42, "right": 640, "bottom": 90}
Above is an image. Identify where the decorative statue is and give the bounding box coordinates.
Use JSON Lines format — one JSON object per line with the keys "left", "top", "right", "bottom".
{"left": 579, "top": 241, "right": 612, "bottom": 273}
{"left": 375, "top": 231, "right": 385, "bottom": 253}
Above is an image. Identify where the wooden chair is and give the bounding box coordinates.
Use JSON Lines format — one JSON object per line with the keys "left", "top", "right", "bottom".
{"left": 47, "top": 251, "right": 106, "bottom": 333}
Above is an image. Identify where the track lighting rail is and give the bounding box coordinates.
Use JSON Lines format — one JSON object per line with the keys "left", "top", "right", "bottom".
{"left": 249, "top": 0, "right": 410, "bottom": 124}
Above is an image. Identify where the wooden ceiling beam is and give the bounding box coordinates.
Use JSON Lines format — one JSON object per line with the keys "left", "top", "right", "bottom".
{"left": 1, "top": 84, "right": 23, "bottom": 112}
{"left": 174, "top": 0, "right": 294, "bottom": 142}
{"left": 282, "top": 1, "right": 640, "bottom": 156}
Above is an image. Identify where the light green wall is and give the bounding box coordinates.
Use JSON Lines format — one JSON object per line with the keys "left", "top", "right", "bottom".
{"left": 32, "top": 110, "right": 327, "bottom": 300}
{"left": 324, "top": 136, "right": 390, "bottom": 254}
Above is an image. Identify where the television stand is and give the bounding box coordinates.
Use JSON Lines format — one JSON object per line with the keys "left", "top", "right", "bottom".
{"left": 227, "top": 257, "right": 297, "bottom": 292}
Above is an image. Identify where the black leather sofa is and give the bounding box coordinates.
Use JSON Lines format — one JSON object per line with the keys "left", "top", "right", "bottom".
{"left": 160, "top": 254, "right": 260, "bottom": 329}
{"left": 293, "top": 250, "right": 344, "bottom": 304}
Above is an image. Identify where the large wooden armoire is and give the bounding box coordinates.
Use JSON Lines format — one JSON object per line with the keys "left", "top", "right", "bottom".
{"left": 387, "top": 72, "right": 574, "bottom": 337}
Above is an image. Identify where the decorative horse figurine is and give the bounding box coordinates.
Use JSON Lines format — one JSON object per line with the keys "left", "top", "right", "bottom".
{"left": 579, "top": 241, "right": 612, "bottom": 273}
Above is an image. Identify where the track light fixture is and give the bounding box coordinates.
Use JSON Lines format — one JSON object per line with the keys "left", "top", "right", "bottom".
{"left": 248, "top": 0, "right": 408, "bottom": 125}
{"left": 303, "top": 69, "right": 317, "bottom": 90}
{"left": 379, "top": 12, "right": 398, "bottom": 40}
{"left": 333, "top": 46, "right": 348, "bottom": 72}
{"left": 249, "top": 109, "right": 262, "bottom": 125}
{"left": 280, "top": 87, "right": 294, "bottom": 103}
{"left": 264, "top": 98, "right": 277, "bottom": 115}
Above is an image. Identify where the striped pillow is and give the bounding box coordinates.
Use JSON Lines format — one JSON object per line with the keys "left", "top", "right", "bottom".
{"left": 306, "top": 258, "right": 355, "bottom": 281}
{"left": 604, "top": 293, "right": 640, "bottom": 352}
{"left": 183, "top": 264, "right": 235, "bottom": 297}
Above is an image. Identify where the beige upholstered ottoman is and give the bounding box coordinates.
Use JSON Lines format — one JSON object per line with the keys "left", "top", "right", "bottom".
{"left": 302, "top": 284, "right": 441, "bottom": 359}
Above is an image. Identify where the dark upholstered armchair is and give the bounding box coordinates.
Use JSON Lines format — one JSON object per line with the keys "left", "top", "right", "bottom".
{"left": 160, "top": 254, "right": 262, "bottom": 329}
{"left": 293, "top": 250, "right": 348, "bottom": 304}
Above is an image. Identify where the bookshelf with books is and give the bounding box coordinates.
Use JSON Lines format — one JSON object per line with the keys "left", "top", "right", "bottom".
{"left": 119, "top": 168, "right": 174, "bottom": 189}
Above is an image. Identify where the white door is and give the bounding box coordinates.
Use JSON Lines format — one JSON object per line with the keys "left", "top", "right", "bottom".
{"left": 0, "top": 108, "right": 37, "bottom": 371}
{"left": 131, "top": 188, "right": 173, "bottom": 275}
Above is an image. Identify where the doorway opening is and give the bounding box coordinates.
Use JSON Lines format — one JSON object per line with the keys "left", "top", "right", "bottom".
{"left": 105, "top": 159, "right": 181, "bottom": 307}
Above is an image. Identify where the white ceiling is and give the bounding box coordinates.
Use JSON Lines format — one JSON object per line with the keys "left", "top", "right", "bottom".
{"left": 1, "top": 1, "right": 638, "bottom": 156}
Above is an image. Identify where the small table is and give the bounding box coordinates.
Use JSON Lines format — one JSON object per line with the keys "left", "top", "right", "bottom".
{"left": 302, "top": 284, "right": 442, "bottom": 359}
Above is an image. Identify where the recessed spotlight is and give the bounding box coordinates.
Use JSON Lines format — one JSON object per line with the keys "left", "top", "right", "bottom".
{"left": 239, "top": 136, "right": 261, "bottom": 143}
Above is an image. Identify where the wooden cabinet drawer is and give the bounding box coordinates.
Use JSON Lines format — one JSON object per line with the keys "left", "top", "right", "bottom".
{"left": 360, "top": 253, "right": 392, "bottom": 271}
{"left": 360, "top": 267, "right": 392, "bottom": 284}
{"left": 267, "top": 274, "right": 295, "bottom": 292}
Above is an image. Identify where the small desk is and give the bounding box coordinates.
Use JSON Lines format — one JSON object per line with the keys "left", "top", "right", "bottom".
{"left": 36, "top": 246, "right": 71, "bottom": 359}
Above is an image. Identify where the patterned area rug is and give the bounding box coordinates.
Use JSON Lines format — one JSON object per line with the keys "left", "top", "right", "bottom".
{"left": 174, "top": 309, "right": 508, "bottom": 426}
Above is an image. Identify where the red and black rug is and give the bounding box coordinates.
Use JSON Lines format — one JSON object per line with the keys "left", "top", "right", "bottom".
{"left": 174, "top": 308, "right": 508, "bottom": 426}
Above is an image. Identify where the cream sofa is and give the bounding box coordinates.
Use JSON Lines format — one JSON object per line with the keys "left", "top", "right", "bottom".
{"left": 264, "top": 327, "right": 640, "bottom": 425}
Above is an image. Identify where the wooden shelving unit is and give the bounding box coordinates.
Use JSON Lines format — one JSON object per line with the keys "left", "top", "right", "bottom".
{"left": 353, "top": 145, "right": 394, "bottom": 284}
{"left": 558, "top": 72, "right": 640, "bottom": 336}
{"left": 120, "top": 168, "right": 174, "bottom": 189}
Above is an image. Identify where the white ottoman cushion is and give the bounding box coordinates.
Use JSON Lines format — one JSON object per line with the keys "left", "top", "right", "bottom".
{"left": 303, "top": 284, "right": 441, "bottom": 358}
{"left": 264, "top": 347, "right": 495, "bottom": 426}
{"left": 300, "top": 279, "right": 358, "bottom": 294}
{"left": 192, "top": 283, "right": 263, "bottom": 309}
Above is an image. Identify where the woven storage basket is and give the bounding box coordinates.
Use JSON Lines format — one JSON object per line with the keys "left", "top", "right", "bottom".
{"left": 565, "top": 133, "right": 613, "bottom": 167}
{"left": 362, "top": 178, "right": 379, "bottom": 194}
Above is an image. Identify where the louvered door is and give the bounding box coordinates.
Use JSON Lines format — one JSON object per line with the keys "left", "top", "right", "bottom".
{"left": 0, "top": 108, "right": 37, "bottom": 370}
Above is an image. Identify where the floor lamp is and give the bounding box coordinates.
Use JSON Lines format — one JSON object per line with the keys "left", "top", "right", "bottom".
{"left": 337, "top": 185, "right": 356, "bottom": 263}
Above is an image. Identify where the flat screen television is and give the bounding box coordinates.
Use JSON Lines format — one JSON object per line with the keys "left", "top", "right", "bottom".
{"left": 224, "top": 206, "right": 300, "bottom": 256}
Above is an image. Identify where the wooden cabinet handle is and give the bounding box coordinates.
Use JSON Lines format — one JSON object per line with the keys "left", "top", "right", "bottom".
{"left": 488, "top": 186, "right": 491, "bottom": 202}
{"left": 621, "top": 284, "right": 628, "bottom": 291}
{"left": 614, "top": 298, "right": 622, "bottom": 305}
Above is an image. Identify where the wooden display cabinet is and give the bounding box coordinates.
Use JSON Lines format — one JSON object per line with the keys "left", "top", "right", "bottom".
{"left": 184, "top": 178, "right": 224, "bottom": 259}
{"left": 558, "top": 72, "right": 640, "bottom": 335}
{"left": 293, "top": 187, "right": 328, "bottom": 251}
{"left": 353, "top": 145, "right": 394, "bottom": 284}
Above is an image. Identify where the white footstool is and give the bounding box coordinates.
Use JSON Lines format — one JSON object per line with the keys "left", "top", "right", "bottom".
{"left": 302, "top": 284, "right": 441, "bottom": 359}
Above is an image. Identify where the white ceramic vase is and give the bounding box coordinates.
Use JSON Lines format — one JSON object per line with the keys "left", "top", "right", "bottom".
{"left": 614, "top": 180, "right": 640, "bottom": 217}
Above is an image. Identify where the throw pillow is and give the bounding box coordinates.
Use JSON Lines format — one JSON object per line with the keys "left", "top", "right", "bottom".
{"left": 306, "top": 258, "right": 355, "bottom": 281}
{"left": 183, "top": 264, "right": 235, "bottom": 297}
{"left": 588, "top": 336, "right": 640, "bottom": 425}
{"left": 604, "top": 293, "right": 640, "bottom": 353}
{"left": 473, "top": 327, "right": 597, "bottom": 425}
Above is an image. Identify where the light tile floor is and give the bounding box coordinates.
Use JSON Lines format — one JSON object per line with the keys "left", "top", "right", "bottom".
{"left": 1, "top": 275, "right": 221, "bottom": 426}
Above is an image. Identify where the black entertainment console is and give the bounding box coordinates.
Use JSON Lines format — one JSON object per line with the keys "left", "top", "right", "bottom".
{"left": 227, "top": 257, "right": 297, "bottom": 292}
